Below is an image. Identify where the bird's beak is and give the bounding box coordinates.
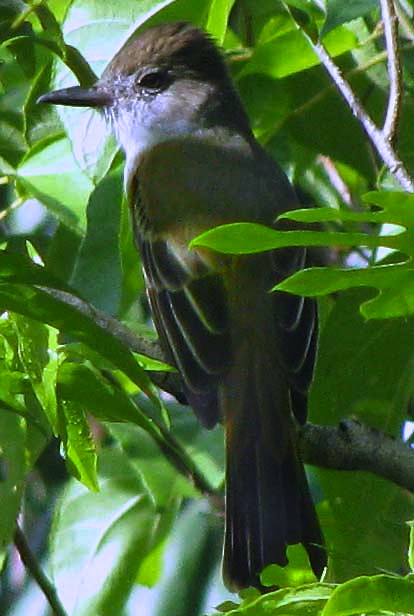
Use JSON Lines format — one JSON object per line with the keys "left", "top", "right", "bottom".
{"left": 37, "top": 85, "right": 112, "bottom": 108}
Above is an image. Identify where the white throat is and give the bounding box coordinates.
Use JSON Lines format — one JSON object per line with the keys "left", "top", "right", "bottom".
{"left": 112, "top": 109, "right": 202, "bottom": 192}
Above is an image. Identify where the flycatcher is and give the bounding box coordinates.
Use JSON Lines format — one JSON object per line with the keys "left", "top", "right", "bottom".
{"left": 39, "top": 21, "right": 326, "bottom": 590}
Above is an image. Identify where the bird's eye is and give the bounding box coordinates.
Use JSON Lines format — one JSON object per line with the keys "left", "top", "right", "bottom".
{"left": 138, "top": 70, "right": 169, "bottom": 91}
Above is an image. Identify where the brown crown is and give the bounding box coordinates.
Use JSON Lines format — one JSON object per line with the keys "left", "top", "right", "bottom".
{"left": 102, "top": 21, "right": 228, "bottom": 83}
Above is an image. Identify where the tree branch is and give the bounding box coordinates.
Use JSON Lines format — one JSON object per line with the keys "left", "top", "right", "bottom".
{"left": 299, "top": 419, "right": 414, "bottom": 491}
{"left": 381, "top": 0, "right": 403, "bottom": 144}
{"left": 14, "top": 524, "right": 68, "bottom": 616}
{"left": 42, "top": 288, "right": 414, "bottom": 493}
{"left": 41, "top": 287, "right": 186, "bottom": 402}
{"left": 285, "top": 4, "right": 414, "bottom": 193}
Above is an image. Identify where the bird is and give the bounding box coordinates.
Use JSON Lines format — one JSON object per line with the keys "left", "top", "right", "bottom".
{"left": 39, "top": 20, "right": 326, "bottom": 590}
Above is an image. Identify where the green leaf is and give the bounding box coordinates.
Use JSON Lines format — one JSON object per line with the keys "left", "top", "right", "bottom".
{"left": 50, "top": 447, "right": 157, "bottom": 615}
{"left": 206, "top": 0, "right": 237, "bottom": 43}
{"left": 71, "top": 169, "right": 123, "bottom": 314}
{"left": 153, "top": 501, "right": 223, "bottom": 616}
{"left": 321, "top": 575, "right": 414, "bottom": 616}
{"left": 59, "top": 400, "right": 98, "bottom": 491}
{"left": 0, "top": 249, "right": 73, "bottom": 290}
{"left": 0, "top": 411, "right": 26, "bottom": 568}
{"left": 110, "top": 421, "right": 197, "bottom": 506}
{"left": 364, "top": 190, "right": 414, "bottom": 227}
{"left": 274, "top": 262, "right": 414, "bottom": 320}
{"left": 17, "top": 136, "right": 94, "bottom": 231}
{"left": 242, "top": 18, "right": 358, "bottom": 79}
{"left": 12, "top": 315, "right": 59, "bottom": 433}
{"left": 279, "top": 206, "right": 393, "bottom": 224}
{"left": 34, "top": 3, "right": 66, "bottom": 54}
{"left": 192, "top": 222, "right": 400, "bottom": 254}
{"left": 322, "top": 0, "right": 378, "bottom": 36}
{"left": 310, "top": 289, "right": 414, "bottom": 579}
{"left": 0, "top": 283, "right": 153, "bottom": 397}
{"left": 408, "top": 521, "right": 414, "bottom": 573}
{"left": 58, "top": 362, "right": 156, "bottom": 429}
{"left": 260, "top": 544, "right": 321, "bottom": 587}
{"left": 221, "top": 583, "right": 333, "bottom": 615}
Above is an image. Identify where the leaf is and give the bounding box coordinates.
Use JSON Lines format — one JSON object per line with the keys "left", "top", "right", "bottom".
{"left": 241, "top": 18, "right": 358, "bottom": 79}
{"left": 279, "top": 206, "right": 393, "bottom": 224}
{"left": 206, "top": 0, "right": 237, "bottom": 43}
{"left": 322, "top": 0, "right": 378, "bottom": 36}
{"left": 0, "top": 411, "right": 26, "bottom": 569}
{"left": 408, "top": 521, "right": 414, "bottom": 573}
{"left": 70, "top": 169, "right": 123, "bottom": 314}
{"left": 321, "top": 575, "right": 414, "bottom": 616}
{"left": 153, "top": 501, "right": 224, "bottom": 616}
{"left": 58, "top": 362, "right": 156, "bottom": 430}
{"left": 221, "top": 583, "right": 333, "bottom": 615}
{"left": 34, "top": 3, "right": 66, "bottom": 54}
{"left": 310, "top": 289, "right": 414, "bottom": 579}
{"left": 0, "top": 249, "right": 74, "bottom": 290}
{"left": 50, "top": 448, "right": 157, "bottom": 615}
{"left": 0, "top": 283, "right": 153, "bottom": 397}
{"left": 59, "top": 400, "right": 98, "bottom": 491}
{"left": 12, "top": 315, "right": 59, "bottom": 433}
{"left": 17, "top": 136, "right": 94, "bottom": 231}
{"left": 275, "top": 261, "right": 414, "bottom": 320}
{"left": 192, "top": 222, "right": 399, "bottom": 254}
{"left": 260, "top": 544, "right": 321, "bottom": 587}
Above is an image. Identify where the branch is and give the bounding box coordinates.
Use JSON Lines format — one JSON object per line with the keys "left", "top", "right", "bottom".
{"left": 14, "top": 525, "right": 68, "bottom": 616}
{"left": 312, "top": 41, "right": 413, "bottom": 191}
{"left": 299, "top": 419, "right": 414, "bottom": 491}
{"left": 381, "top": 0, "right": 403, "bottom": 144}
{"left": 285, "top": 5, "right": 414, "bottom": 193}
{"left": 42, "top": 289, "right": 414, "bottom": 493}
{"left": 41, "top": 288, "right": 215, "bottom": 497}
{"left": 41, "top": 287, "right": 186, "bottom": 402}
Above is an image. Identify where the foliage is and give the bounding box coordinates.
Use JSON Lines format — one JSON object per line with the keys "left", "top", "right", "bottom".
{"left": 1, "top": 0, "right": 414, "bottom": 615}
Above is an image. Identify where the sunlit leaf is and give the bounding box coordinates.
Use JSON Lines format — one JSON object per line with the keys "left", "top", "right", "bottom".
{"left": 321, "top": 575, "right": 414, "bottom": 616}
{"left": 12, "top": 315, "right": 59, "bottom": 432}
{"left": 59, "top": 400, "right": 98, "bottom": 491}
{"left": 17, "top": 137, "right": 93, "bottom": 230}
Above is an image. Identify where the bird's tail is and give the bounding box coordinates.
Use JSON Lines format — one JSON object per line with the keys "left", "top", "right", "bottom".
{"left": 221, "top": 338, "right": 326, "bottom": 590}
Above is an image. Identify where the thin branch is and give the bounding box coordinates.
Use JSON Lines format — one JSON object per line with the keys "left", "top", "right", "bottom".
{"left": 285, "top": 5, "right": 414, "bottom": 193}
{"left": 289, "top": 43, "right": 414, "bottom": 123}
{"left": 40, "top": 288, "right": 215, "bottom": 497}
{"left": 394, "top": 0, "right": 414, "bottom": 41}
{"left": 41, "top": 288, "right": 414, "bottom": 494}
{"left": 299, "top": 419, "right": 414, "bottom": 491}
{"left": 41, "top": 287, "right": 185, "bottom": 402}
{"left": 312, "top": 39, "right": 414, "bottom": 192}
{"left": 14, "top": 524, "right": 68, "bottom": 616}
{"left": 381, "top": 0, "right": 403, "bottom": 144}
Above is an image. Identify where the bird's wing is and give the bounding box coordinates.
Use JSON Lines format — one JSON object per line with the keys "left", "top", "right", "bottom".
{"left": 271, "top": 244, "right": 318, "bottom": 424}
{"left": 139, "top": 234, "right": 232, "bottom": 428}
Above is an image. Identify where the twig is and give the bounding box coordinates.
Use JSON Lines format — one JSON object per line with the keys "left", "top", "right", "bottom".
{"left": 40, "top": 287, "right": 216, "bottom": 497}
{"left": 289, "top": 43, "right": 414, "bottom": 123}
{"left": 312, "top": 39, "right": 414, "bottom": 192}
{"left": 14, "top": 524, "right": 68, "bottom": 616}
{"left": 394, "top": 0, "right": 414, "bottom": 40}
{"left": 381, "top": 0, "right": 403, "bottom": 144}
{"left": 41, "top": 287, "right": 185, "bottom": 402}
{"left": 299, "top": 419, "right": 414, "bottom": 491}
{"left": 285, "top": 5, "right": 414, "bottom": 193}
{"left": 43, "top": 288, "right": 414, "bottom": 493}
